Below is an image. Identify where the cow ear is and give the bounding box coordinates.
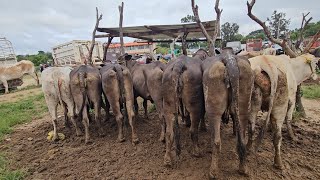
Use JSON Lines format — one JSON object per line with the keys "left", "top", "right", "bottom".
{"left": 235, "top": 49, "right": 243, "bottom": 55}
{"left": 215, "top": 49, "right": 221, "bottom": 55}
{"left": 124, "top": 54, "right": 132, "bottom": 61}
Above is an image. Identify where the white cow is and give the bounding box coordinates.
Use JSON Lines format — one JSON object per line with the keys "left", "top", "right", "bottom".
{"left": 0, "top": 60, "right": 39, "bottom": 93}
{"left": 41, "top": 67, "right": 82, "bottom": 141}
{"left": 248, "top": 53, "right": 318, "bottom": 169}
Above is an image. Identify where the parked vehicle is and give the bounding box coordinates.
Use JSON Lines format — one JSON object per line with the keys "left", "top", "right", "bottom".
{"left": 226, "top": 41, "right": 241, "bottom": 53}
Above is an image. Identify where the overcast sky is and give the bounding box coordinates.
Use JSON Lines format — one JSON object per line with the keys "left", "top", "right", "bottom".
{"left": 0, "top": 0, "right": 319, "bottom": 54}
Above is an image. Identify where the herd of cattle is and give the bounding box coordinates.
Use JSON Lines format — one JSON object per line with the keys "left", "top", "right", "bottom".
{"left": 1, "top": 48, "right": 317, "bottom": 178}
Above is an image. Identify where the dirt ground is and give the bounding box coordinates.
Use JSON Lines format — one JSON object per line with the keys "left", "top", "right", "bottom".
{"left": 0, "top": 91, "right": 320, "bottom": 179}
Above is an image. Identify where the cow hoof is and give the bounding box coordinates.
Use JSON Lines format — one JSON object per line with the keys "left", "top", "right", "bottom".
{"left": 132, "top": 138, "right": 139, "bottom": 145}
{"left": 99, "top": 130, "right": 106, "bottom": 137}
{"left": 208, "top": 170, "right": 219, "bottom": 180}
{"left": 76, "top": 131, "right": 83, "bottom": 136}
{"left": 85, "top": 139, "right": 93, "bottom": 145}
{"left": 238, "top": 165, "right": 248, "bottom": 176}
{"left": 273, "top": 162, "right": 283, "bottom": 170}
{"left": 159, "top": 136, "right": 165, "bottom": 143}
{"left": 117, "top": 137, "right": 125, "bottom": 143}
{"left": 191, "top": 148, "right": 201, "bottom": 157}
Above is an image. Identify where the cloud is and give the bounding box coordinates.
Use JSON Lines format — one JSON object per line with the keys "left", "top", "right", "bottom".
{"left": 0, "top": 0, "right": 319, "bottom": 54}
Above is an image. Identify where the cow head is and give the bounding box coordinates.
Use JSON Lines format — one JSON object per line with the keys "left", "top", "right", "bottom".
{"left": 301, "top": 53, "right": 318, "bottom": 80}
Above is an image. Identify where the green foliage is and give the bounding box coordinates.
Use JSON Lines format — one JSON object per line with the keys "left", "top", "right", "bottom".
{"left": 156, "top": 46, "right": 170, "bottom": 55}
{"left": 267, "top": 10, "right": 290, "bottom": 39}
{"left": 290, "top": 21, "right": 320, "bottom": 40}
{"left": 17, "top": 51, "right": 53, "bottom": 67}
{"left": 221, "top": 22, "right": 240, "bottom": 46}
{"left": 0, "top": 93, "right": 47, "bottom": 139}
{"left": 181, "top": 14, "right": 196, "bottom": 23}
{"left": 302, "top": 85, "right": 320, "bottom": 99}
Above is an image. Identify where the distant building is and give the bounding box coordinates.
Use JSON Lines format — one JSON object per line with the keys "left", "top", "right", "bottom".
{"left": 108, "top": 42, "right": 156, "bottom": 55}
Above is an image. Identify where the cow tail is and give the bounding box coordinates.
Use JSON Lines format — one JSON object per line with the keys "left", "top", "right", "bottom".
{"left": 113, "top": 65, "right": 128, "bottom": 122}
{"left": 255, "top": 62, "right": 278, "bottom": 150}
{"left": 172, "top": 62, "right": 185, "bottom": 157}
{"left": 222, "top": 53, "right": 246, "bottom": 165}
{"left": 77, "top": 70, "right": 87, "bottom": 118}
{"left": 56, "top": 79, "right": 63, "bottom": 106}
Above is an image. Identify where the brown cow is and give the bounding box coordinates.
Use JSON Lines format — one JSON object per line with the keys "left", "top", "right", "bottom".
{"left": 162, "top": 55, "right": 205, "bottom": 166}
{"left": 100, "top": 63, "right": 139, "bottom": 144}
{"left": 202, "top": 50, "right": 254, "bottom": 178}
{"left": 70, "top": 65, "right": 104, "bottom": 144}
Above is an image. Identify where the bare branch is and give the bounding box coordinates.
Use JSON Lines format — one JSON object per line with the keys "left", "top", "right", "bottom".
{"left": 191, "top": 0, "right": 215, "bottom": 56}
{"left": 246, "top": 0, "right": 297, "bottom": 58}
{"left": 212, "top": 0, "right": 222, "bottom": 48}
{"left": 118, "top": 2, "right": 125, "bottom": 56}
{"left": 103, "top": 36, "right": 114, "bottom": 62}
{"left": 296, "top": 12, "right": 313, "bottom": 50}
{"left": 303, "top": 30, "right": 320, "bottom": 53}
{"left": 88, "top": 7, "right": 103, "bottom": 64}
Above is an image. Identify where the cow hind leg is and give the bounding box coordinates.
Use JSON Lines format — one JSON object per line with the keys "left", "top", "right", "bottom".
{"left": 126, "top": 99, "right": 139, "bottom": 144}
{"left": 209, "top": 113, "right": 222, "bottom": 179}
{"left": 82, "top": 107, "right": 91, "bottom": 144}
{"left": 62, "top": 102, "right": 71, "bottom": 128}
{"left": 190, "top": 112, "right": 201, "bottom": 157}
{"left": 143, "top": 99, "right": 148, "bottom": 118}
{"left": 65, "top": 100, "right": 82, "bottom": 136}
{"left": 94, "top": 101, "right": 105, "bottom": 136}
{"left": 47, "top": 99, "right": 59, "bottom": 141}
{"left": 1, "top": 79, "right": 9, "bottom": 94}
{"left": 270, "top": 113, "right": 284, "bottom": 169}
{"left": 164, "top": 114, "right": 175, "bottom": 167}
{"left": 285, "top": 100, "right": 297, "bottom": 141}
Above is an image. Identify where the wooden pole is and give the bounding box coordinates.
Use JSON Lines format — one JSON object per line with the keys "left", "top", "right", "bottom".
{"left": 103, "top": 36, "right": 114, "bottom": 62}
{"left": 182, "top": 32, "right": 189, "bottom": 55}
{"left": 88, "top": 7, "right": 103, "bottom": 65}
{"left": 118, "top": 2, "right": 125, "bottom": 56}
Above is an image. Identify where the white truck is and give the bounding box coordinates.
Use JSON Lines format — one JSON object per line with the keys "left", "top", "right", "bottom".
{"left": 52, "top": 40, "right": 104, "bottom": 66}
{"left": 226, "top": 41, "right": 242, "bottom": 53}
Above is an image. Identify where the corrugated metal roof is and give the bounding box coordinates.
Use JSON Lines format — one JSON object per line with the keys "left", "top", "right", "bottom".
{"left": 97, "top": 20, "right": 216, "bottom": 41}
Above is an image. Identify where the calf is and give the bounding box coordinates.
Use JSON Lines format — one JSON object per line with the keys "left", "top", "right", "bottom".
{"left": 248, "top": 54, "right": 318, "bottom": 169}
{"left": 202, "top": 51, "right": 254, "bottom": 178}
{"left": 70, "top": 65, "right": 104, "bottom": 144}
{"left": 100, "top": 63, "right": 139, "bottom": 144}
{"left": 41, "top": 67, "right": 81, "bottom": 141}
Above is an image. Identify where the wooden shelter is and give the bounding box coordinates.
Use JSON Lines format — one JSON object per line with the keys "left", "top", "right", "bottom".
{"left": 96, "top": 20, "right": 216, "bottom": 42}
{"left": 95, "top": 20, "right": 218, "bottom": 58}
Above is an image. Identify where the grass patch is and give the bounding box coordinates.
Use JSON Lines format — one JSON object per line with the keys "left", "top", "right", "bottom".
{"left": 0, "top": 93, "right": 47, "bottom": 139}
{"left": 0, "top": 154, "right": 24, "bottom": 180}
{"left": 0, "top": 92, "right": 47, "bottom": 179}
{"left": 301, "top": 85, "right": 320, "bottom": 99}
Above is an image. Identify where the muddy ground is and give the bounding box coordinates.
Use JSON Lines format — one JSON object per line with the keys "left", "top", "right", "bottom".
{"left": 1, "top": 94, "right": 320, "bottom": 179}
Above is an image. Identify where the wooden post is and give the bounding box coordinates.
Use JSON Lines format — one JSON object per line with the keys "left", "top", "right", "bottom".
{"left": 171, "top": 34, "right": 183, "bottom": 58}
{"left": 88, "top": 7, "right": 103, "bottom": 65}
{"left": 103, "top": 36, "right": 114, "bottom": 62}
{"left": 182, "top": 32, "right": 189, "bottom": 55}
{"left": 118, "top": 2, "right": 125, "bottom": 56}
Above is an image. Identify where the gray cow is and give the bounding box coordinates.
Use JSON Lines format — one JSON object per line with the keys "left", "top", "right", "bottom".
{"left": 70, "top": 65, "right": 104, "bottom": 144}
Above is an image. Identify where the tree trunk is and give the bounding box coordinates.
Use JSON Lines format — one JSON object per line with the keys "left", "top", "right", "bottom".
{"left": 295, "top": 85, "right": 306, "bottom": 117}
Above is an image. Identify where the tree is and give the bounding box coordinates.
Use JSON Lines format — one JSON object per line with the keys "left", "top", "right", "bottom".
{"left": 221, "top": 22, "right": 240, "bottom": 45}
{"left": 181, "top": 14, "right": 196, "bottom": 23}
{"left": 16, "top": 51, "right": 53, "bottom": 66}
{"left": 267, "top": 10, "right": 290, "bottom": 39}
